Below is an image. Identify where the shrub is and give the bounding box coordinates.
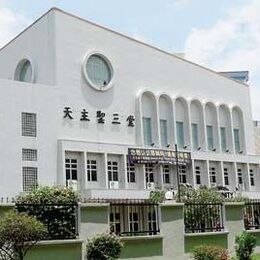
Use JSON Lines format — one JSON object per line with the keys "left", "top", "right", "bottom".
{"left": 16, "top": 186, "right": 79, "bottom": 240}
{"left": 149, "top": 190, "right": 165, "bottom": 203}
{"left": 193, "top": 245, "right": 229, "bottom": 260}
{"left": 86, "top": 233, "right": 123, "bottom": 260}
{"left": 0, "top": 210, "right": 46, "bottom": 260}
{"left": 235, "top": 231, "right": 256, "bottom": 260}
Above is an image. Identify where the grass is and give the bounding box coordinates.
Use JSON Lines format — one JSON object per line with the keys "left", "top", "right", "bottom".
{"left": 253, "top": 254, "right": 260, "bottom": 260}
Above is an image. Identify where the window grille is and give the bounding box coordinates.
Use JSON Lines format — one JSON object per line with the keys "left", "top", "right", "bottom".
{"left": 224, "top": 168, "right": 229, "bottom": 186}
{"left": 87, "top": 160, "right": 97, "bottom": 181}
{"left": 22, "top": 149, "right": 37, "bottom": 161}
{"left": 145, "top": 164, "right": 154, "bottom": 183}
{"left": 127, "top": 163, "right": 135, "bottom": 183}
{"left": 237, "top": 168, "right": 243, "bottom": 185}
{"left": 22, "top": 167, "right": 38, "bottom": 192}
{"left": 179, "top": 165, "right": 187, "bottom": 184}
{"left": 209, "top": 167, "right": 216, "bottom": 186}
{"left": 22, "top": 112, "right": 36, "bottom": 137}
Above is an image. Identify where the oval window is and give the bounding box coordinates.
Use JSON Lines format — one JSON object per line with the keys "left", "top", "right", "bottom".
{"left": 84, "top": 54, "right": 113, "bottom": 90}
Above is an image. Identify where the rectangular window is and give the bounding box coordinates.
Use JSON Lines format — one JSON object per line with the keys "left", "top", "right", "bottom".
{"left": 160, "top": 119, "right": 168, "bottom": 147}
{"left": 65, "top": 158, "right": 77, "bottom": 181}
{"left": 220, "top": 127, "right": 227, "bottom": 152}
{"left": 163, "top": 165, "right": 170, "bottom": 184}
{"left": 145, "top": 164, "right": 154, "bottom": 184}
{"left": 127, "top": 163, "right": 135, "bottom": 183}
{"left": 129, "top": 211, "right": 139, "bottom": 232}
{"left": 195, "top": 166, "right": 201, "bottom": 185}
{"left": 207, "top": 125, "right": 214, "bottom": 150}
{"left": 22, "top": 112, "right": 37, "bottom": 137}
{"left": 107, "top": 161, "right": 119, "bottom": 181}
{"left": 191, "top": 123, "right": 199, "bottom": 150}
{"left": 224, "top": 168, "right": 229, "bottom": 186}
{"left": 22, "top": 149, "right": 37, "bottom": 161}
{"left": 209, "top": 167, "right": 216, "bottom": 186}
{"left": 110, "top": 210, "right": 121, "bottom": 234}
{"left": 143, "top": 117, "right": 152, "bottom": 146}
{"left": 22, "top": 167, "right": 38, "bottom": 192}
{"left": 237, "top": 168, "right": 243, "bottom": 185}
{"left": 233, "top": 128, "right": 240, "bottom": 153}
{"left": 179, "top": 165, "right": 187, "bottom": 184}
{"left": 176, "top": 121, "right": 184, "bottom": 148}
{"left": 250, "top": 169, "right": 255, "bottom": 186}
{"left": 87, "top": 160, "right": 97, "bottom": 181}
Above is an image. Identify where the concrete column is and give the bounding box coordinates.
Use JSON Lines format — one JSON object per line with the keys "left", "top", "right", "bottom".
{"left": 160, "top": 203, "right": 186, "bottom": 259}
{"left": 224, "top": 202, "right": 245, "bottom": 255}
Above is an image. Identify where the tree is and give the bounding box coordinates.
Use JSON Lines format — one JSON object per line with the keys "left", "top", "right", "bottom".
{"left": 235, "top": 231, "right": 256, "bottom": 260}
{"left": 86, "top": 233, "right": 123, "bottom": 260}
{"left": 0, "top": 211, "right": 46, "bottom": 260}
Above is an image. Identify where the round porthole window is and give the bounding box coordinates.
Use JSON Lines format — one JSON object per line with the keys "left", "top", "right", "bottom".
{"left": 14, "top": 59, "right": 33, "bottom": 83}
{"left": 83, "top": 53, "right": 113, "bottom": 91}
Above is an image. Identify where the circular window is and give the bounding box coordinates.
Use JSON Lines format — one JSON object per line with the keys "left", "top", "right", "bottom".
{"left": 14, "top": 59, "right": 33, "bottom": 83}
{"left": 83, "top": 53, "right": 113, "bottom": 91}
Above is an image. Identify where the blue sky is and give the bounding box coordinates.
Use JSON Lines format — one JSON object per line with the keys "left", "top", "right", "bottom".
{"left": 1, "top": 0, "right": 260, "bottom": 118}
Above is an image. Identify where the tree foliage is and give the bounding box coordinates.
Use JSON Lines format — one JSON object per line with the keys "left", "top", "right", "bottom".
{"left": 193, "top": 245, "right": 229, "bottom": 260}
{"left": 0, "top": 210, "right": 46, "bottom": 260}
{"left": 235, "top": 231, "right": 256, "bottom": 260}
{"left": 86, "top": 233, "right": 123, "bottom": 260}
{"left": 16, "top": 186, "right": 79, "bottom": 240}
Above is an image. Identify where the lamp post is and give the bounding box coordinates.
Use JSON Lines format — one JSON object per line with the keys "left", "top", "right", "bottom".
{"left": 175, "top": 144, "right": 181, "bottom": 202}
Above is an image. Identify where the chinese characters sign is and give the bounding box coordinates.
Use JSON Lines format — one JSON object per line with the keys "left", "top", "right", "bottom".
{"left": 128, "top": 148, "right": 191, "bottom": 165}
{"left": 63, "top": 107, "right": 135, "bottom": 127}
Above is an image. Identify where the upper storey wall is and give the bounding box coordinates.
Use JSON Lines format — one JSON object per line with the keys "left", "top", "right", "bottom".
{"left": 53, "top": 10, "right": 254, "bottom": 153}
{"left": 0, "top": 11, "right": 56, "bottom": 85}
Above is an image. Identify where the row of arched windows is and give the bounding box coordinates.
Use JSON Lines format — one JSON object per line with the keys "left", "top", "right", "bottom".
{"left": 139, "top": 91, "right": 245, "bottom": 154}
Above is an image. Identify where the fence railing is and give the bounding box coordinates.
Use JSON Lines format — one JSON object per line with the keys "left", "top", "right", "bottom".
{"left": 16, "top": 203, "right": 78, "bottom": 240}
{"left": 244, "top": 201, "right": 260, "bottom": 230}
{"left": 184, "top": 203, "right": 224, "bottom": 233}
{"left": 110, "top": 203, "right": 160, "bottom": 236}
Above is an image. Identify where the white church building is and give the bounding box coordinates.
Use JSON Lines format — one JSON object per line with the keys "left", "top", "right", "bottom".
{"left": 0, "top": 8, "right": 259, "bottom": 199}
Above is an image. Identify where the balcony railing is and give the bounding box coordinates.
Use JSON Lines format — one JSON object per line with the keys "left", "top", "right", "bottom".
{"left": 184, "top": 203, "right": 224, "bottom": 233}
{"left": 244, "top": 200, "right": 260, "bottom": 230}
{"left": 110, "top": 202, "right": 160, "bottom": 236}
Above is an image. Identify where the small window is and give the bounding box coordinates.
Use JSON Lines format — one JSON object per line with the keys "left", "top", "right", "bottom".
{"left": 127, "top": 163, "right": 135, "bottom": 183}
{"left": 87, "top": 160, "right": 97, "bottom": 182}
{"left": 163, "top": 165, "right": 170, "bottom": 184}
{"left": 250, "top": 169, "right": 255, "bottom": 186}
{"left": 237, "top": 168, "right": 243, "bottom": 185}
{"left": 176, "top": 121, "right": 184, "bottom": 148}
{"left": 65, "top": 158, "right": 77, "bottom": 181}
{"left": 179, "top": 165, "right": 187, "bottom": 184}
{"left": 224, "top": 168, "right": 229, "bottom": 186}
{"left": 84, "top": 54, "right": 113, "bottom": 90}
{"left": 160, "top": 119, "right": 168, "bottom": 147}
{"left": 22, "top": 149, "right": 37, "bottom": 161}
{"left": 15, "top": 59, "right": 33, "bottom": 83}
{"left": 22, "top": 112, "right": 37, "bottom": 137}
{"left": 107, "top": 161, "right": 119, "bottom": 181}
{"left": 22, "top": 167, "right": 38, "bottom": 192}
{"left": 207, "top": 125, "right": 214, "bottom": 150}
{"left": 195, "top": 166, "right": 201, "bottom": 185}
{"left": 209, "top": 167, "right": 216, "bottom": 186}
{"left": 143, "top": 117, "right": 152, "bottom": 146}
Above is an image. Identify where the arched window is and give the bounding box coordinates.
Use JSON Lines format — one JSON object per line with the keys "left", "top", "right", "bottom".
{"left": 14, "top": 59, "right": 33, "bottom": 83}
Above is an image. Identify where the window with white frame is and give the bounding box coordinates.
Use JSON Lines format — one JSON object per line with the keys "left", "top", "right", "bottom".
{"left": 163, "top": 165, "right": 170, "bottom": 184}
{"left": 107, "top": 161, "right": 119, "bottom": 181}
{"left": 127, "top": 163, "right": 135, "bottom": 183}
{"left": 224, "top": 168, "right": 229, "bottom": 186}
{"left": 209, "top": 167, "right": 216, "bottom": 186}
{"left": 110, "top": 208, "right": 121, "bottom": 234}
{"left": 145, "top": 164, "right": 154, "bottom": 184}
{"left": 233, "top": 128, "right": 240, "bottom": 153}
{"left": 195, "top": 166, "right": 201, "bottom": 185}
{"left": 250, "top": 169, "right": 255, "bottom": 186}
{"left": 87, "top": 160, "right": 97, "bottom": 181}
{"left": 148, "top": 209, "right": 157, "bottom": 233}
{"left": 143, "top": 117, "right": 152, "bottom": 146}
{"left": 22, "top": 112, "right": 36, "bottom": 137}
{"left": 207, "top": 125, "right": 214, "bottom": 150}
{"left": 191, "top": 123, "right": 199, "bottom": 150}
{"left": 220, "top": 127, "right": 227, "bottom": 152}
{"left": 22, "top": 149, "right": 37, "bottom": 161}
{"left": 179, "top": 165, "right": 187, "bottom": 184}
{"left": 22, "top": 167, "right": 38, "bottom": 192}
{"left": 176, "top": 121, "right": 184, "bottom": 148}
{"left": 65, "top": 158, "right": 77, "bottom": 181}
{"left": 237, "top": 168, "right": 243, "bottom": 185}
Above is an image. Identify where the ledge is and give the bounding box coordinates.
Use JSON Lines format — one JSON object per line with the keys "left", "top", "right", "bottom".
{"left": 223, "top": 202, "right": 245, "bottom": 207}
{"left": 120, "top": 235, "right": 163, "bottom": 241}
{"left": 80, "top": 203, "right": 109, "bottom": 208}
{"left": 0, "top": 203, "right": 15, "bottom": 207}
{"left": 246, "top": 229, "right": 260, "bottom": 234}
{"left": 37, "top": 239, "right": 84, "bottom": 246}
{"left": 185, "top": 231, "right": 229, "bottom": 237}
{"left": 160, "top": 202, "right": 184, "bottom": 208}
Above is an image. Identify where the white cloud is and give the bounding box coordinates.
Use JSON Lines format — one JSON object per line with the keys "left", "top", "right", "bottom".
{"left": 0, "top": 7, "right": 30, "bottom": 48}
{"left": 184, "top": 0, "right": 260, "bottom": 119}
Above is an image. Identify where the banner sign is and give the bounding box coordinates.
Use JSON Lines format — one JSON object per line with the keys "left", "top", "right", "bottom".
{"left": 128, "top": 148, "right": 191, "bottom": 165}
